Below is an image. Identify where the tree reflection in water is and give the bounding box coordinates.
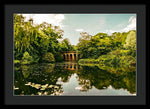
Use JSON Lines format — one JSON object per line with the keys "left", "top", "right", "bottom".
{"left": 14, "top": 62, "right": 136, "bottom": 95}
{"left": 77, "top": 63, "right": 136, "bottom": 94}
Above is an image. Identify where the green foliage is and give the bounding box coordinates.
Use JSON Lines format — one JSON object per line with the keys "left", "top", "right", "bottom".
{"left": 14, "top": 14, "right": 136, "bottom": 67}
{"left": 14, "top": 14, "right": 72, "bottom": 63}
{"left": 59, "top": 38, "right": 75, "bottom": 52}
{"left": 21, "top": 52, "right": 34, "bottom": 64}
{"left": 123, "top": 30, "right": 136, "bottom": 58}
{"left": 87, "top": 47, "right": 97, "bottom": 58}
{"left": 77, "top": 30, "right": 136, "bottom": 69}
{"left": 79, "top": 47, "right": 136, "bottom": 70}
{"left": 124, "top": 31, "right": 136, "bottom": 50}
{"left": 14, "top": 60, "right": 20, "bottom": 64}
{"left": 42, "top": 52, "right": 55, "bottom": 63}
{"left": 55, "top": 53, "right": 64, "bottom": 62}
{"left": 77, "top": 32, "right": 115, "bottom": 59}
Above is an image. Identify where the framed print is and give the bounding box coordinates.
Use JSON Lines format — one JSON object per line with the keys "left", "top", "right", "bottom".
{"left": 4, "top": 4, "right": 146, "bottom": 105}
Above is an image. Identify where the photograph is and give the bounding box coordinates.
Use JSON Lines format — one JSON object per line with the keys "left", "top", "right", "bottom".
{"left": 13, "top": 13, "right": 136, "bottom": 96}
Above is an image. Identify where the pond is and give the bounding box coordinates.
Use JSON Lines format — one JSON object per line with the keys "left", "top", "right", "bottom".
{"left": 14, "top": 61, "right": 136, "bottom": 96}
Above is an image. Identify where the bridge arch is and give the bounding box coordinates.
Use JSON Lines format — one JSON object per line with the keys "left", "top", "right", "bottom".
{"left": 61, "top": 51, "right": 79, "bottom": 61}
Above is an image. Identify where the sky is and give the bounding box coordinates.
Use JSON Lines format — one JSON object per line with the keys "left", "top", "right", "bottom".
{"left": 21, "top": 14, "right": 136, "bottom": 45}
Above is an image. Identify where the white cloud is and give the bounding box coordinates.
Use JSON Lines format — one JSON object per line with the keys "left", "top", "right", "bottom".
{"left": 75, "top": 29, "right": 84, "bottom": 32}
{"left": 104, "top": 16, "right": 136, "bottom": 35}
{"left": 128, "top": 16, "right": 135, "bottom": 23}
{"left": 21, "top": 14, "right": 65, "bottom": 28}
{"left": 122, "top": 16, "right": 136, "bottom": 32}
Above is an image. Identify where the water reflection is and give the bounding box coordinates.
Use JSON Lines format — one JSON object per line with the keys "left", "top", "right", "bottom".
{"left": 14, "top": 62, "right": 136, "bottom": 96}
{"left": 56, "top": 62, "right": 79, "bottom": 70}
{"left": 77, "top": 65, "right": 136, "bottom": 94}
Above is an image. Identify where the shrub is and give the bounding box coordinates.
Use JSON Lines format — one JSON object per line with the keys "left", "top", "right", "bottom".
{"left": 42, "top": 52, "right": 55, "bottom": 63}
{"left": 21, "top": 52, "right": 34, "bottom": 64}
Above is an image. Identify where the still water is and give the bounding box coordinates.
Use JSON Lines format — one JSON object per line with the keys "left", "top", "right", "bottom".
{"left": 14, "top": 62, "right": 136, "bottom": 96}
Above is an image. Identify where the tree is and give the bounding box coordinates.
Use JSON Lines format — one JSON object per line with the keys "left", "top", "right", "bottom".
{"left": 77, "top": 32, "right": 113, "bottom": 59}
{"left": 77, "top": 32, "right": 92, "bottom": 58}
{"left": 59, "top": 38, "right": 74, "bottom": 52}
{"left": 124, "top": 30, "right": 136, "bottom": 50}
{"left": 14, "top": 14, "right": 64, "bottom": 63}
{"left": 42, "top": 52, "right": 55, "bottom": 63}
{"left": 14, "top": 14, "right": 39, "bottom": 60}
{"left": 124, "top": 30, "right": 136, "bottom": 57}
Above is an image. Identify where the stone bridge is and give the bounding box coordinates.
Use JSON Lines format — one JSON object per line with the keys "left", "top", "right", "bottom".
{"left": 56, "top": 62, "right": 80, "bottom": 70}
{"left": 61, "top": 51, "right": 79, "bottom": 61}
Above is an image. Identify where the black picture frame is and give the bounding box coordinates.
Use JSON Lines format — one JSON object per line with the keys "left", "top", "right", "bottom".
{"left": 4, "top": 4, "right": 147, "bottom": 106}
